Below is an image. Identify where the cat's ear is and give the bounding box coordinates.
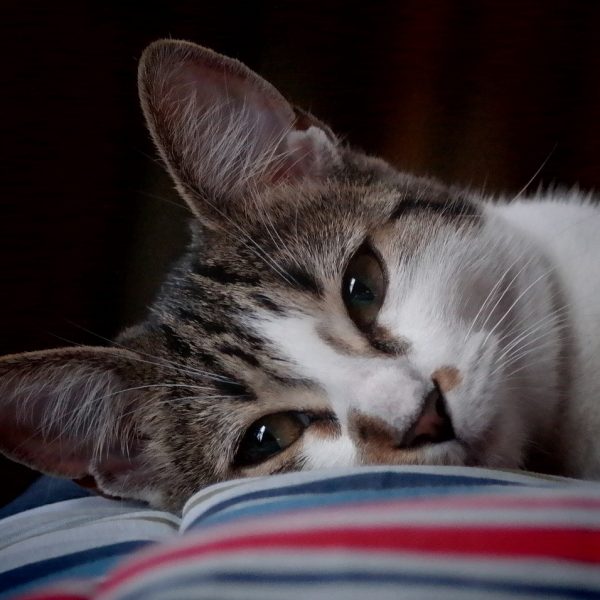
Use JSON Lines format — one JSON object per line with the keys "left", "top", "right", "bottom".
{"left": 0, "top": 347, "right": 157, "bottom": 501}
{"left": 138, "top": 39, "right": 339, "bottom": 226}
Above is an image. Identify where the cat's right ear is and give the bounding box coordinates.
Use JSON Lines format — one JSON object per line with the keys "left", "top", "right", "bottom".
{"left": 138, "top": 39, "right": 340, "bottom": 227}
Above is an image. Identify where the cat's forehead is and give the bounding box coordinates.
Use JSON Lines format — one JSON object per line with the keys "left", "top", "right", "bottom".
{"left": 202, "top": 170, "right": 476, "bottom": 272}
{"left": 219, "top": 179, "right": 397, "bottom": 246}
{"left": 155, "top": 168, "right": 480, "bottom": 335}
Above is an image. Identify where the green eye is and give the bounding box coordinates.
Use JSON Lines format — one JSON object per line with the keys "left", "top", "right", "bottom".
{"left": 342, "top": 245, "right": 386, "bottom": 330}
{"left": 234, "top": 412, "right": 311, "bottom": 467}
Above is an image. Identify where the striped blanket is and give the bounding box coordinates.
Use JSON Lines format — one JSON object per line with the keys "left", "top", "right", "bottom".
{"left": 1, "top": 466, "right": 599, "bottom": 599}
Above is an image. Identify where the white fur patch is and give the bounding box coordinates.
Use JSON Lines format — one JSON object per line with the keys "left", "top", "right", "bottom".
{"left": 301, "top": 433, "right": 358, "bottom": 469}
{"left": 255, "top": 313, "right": 427, "bottom": 430}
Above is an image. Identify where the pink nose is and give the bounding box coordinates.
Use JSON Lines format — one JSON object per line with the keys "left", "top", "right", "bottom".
{"left": 399, "top": 384, "right": 455, "bottom": 448}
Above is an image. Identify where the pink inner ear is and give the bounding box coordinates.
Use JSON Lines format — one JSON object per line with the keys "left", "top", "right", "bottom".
{"left": 0, "top": 416, "right": 144, "bottom": 482}
{"left": 0, "top": 346, "right": 151, "bottom": 493}
{"left": 141, "top": 41, "right": 338, "bottom": 197}
{"left": 167, "top": 54, "right": 302, "bottom": 180}
{"left": 182, "top": 57, "right": 296, "bottom": 134}
{"left": 0, "top": 420, "right": 92, "bottom": 478}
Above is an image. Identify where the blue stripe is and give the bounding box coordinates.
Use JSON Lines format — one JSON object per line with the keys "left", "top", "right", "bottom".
{"left": 189, "top": 471, "right": 523, "bottom": 526}
{"left": 190, "top": 484, "right": 508, "bottom": 529}
{"left": 0, "top": 542, "right": 148, "bottom": 598}
{"left": 115, "top": 568, "right": 600, "bottom": 600}
{"left": 0, "top": 477, "right": 91, "bottom": 520}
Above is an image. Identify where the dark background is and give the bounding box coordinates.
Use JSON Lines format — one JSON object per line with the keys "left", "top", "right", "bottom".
{"left": 1, "top": 1, "right": 599, "bottom": 502}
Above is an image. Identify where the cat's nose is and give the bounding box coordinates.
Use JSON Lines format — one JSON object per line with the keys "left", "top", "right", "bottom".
{"left": 398, "top": 384, "right": 455, "bottom": 449}
{"left": 349, "top": 384, "right": 455, "bottom": 456}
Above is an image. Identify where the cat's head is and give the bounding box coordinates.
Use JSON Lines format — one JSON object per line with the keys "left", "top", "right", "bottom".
{"left": 0, "top": 40, "right": 563, "bottom": 511}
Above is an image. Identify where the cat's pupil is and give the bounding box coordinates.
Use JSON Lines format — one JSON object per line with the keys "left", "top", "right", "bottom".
{"left": 341, "top": 244, "right": 386, "bottom": 330}
{"left": 348, "top": 277, "right": 375, "bottom": 305}
{"left": 234, "top": 412, "right": 311, "bottom": 467}
{"left": 237, "top": 423, "right": 282, "bottom": 466}
{"left": 254, "top": 424, "right": 278, "bottom": 449}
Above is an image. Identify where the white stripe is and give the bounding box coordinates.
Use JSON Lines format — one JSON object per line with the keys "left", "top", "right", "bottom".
{"left": 0, "top": 499, "right": 179, "bottom": 572}
{"left": 0, "top": 497, "right": 178, "bottom": 549}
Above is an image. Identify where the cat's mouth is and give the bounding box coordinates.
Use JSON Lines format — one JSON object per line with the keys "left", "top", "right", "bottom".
{"left": 433, "top": 389, "right": 456, "bottom": 443}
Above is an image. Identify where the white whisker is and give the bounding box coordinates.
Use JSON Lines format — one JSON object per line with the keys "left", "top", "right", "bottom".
{"left": 481, "top": 268, "right": 554, "bottom": 347}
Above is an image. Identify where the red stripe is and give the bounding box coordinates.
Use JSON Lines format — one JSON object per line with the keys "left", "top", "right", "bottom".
{"left": 374, "top": 495, "right": 600, "bottom": 511}
{"left": 100, "top": 525, "right": 600, "bottom": 593}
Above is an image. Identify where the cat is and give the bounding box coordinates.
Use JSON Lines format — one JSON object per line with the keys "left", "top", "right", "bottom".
{"left": 1, "top": 39, "right": 599, "bottom": 512}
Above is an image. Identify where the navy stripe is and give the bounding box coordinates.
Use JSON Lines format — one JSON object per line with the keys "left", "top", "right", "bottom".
{"left": 189, "top": 471, "right": 520, "bottom": 524}
{"left": 117, "top": 569, "right": 600, "bottom": 600}
{"left": 0, "top": 542, "right": 148, "bottom": 593}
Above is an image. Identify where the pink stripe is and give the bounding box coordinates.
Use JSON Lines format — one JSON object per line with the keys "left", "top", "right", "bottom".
{"left": 318, "top": 493, "right": 600, "bottom": 517}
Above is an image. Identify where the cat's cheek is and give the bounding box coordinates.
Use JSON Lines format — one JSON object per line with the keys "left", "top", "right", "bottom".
{"left": 133, "top": 487, "right": 170, "bottom": 509}
{"left": 441, "top": 333, "right": 498, "bottom": 440}
{"left": 446, "top": 383, "right": 527, "bottom": 470}
{"left": 436, "top": 334, "right": 519, "bottom": 467}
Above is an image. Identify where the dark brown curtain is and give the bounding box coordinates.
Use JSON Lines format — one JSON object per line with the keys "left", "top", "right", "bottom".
{"left": 1, "top": 0, "right": 599, "bottom": 502}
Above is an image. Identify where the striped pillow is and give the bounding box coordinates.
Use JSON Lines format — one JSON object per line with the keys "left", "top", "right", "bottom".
{"left": 3, "top": 466, "right": 600, "bottom": 599}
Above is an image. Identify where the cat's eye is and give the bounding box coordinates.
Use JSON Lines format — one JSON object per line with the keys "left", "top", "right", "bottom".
{"left": 234, "top": 411, "right": 311, "bottom": 467}
{"left": 342, "top": 245, "right": 386, "bottom": 330}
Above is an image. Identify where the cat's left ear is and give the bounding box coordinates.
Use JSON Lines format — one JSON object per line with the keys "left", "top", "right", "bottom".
{"left": 0, "top": 347, "right": 160, "bottom": 503}
{"left": 138, "top": 39, "right": 340, "bottom": 226}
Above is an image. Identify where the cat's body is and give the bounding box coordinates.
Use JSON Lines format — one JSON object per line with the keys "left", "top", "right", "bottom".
{"left": 0, "top": 40, "right": 598, "bottom": 512}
